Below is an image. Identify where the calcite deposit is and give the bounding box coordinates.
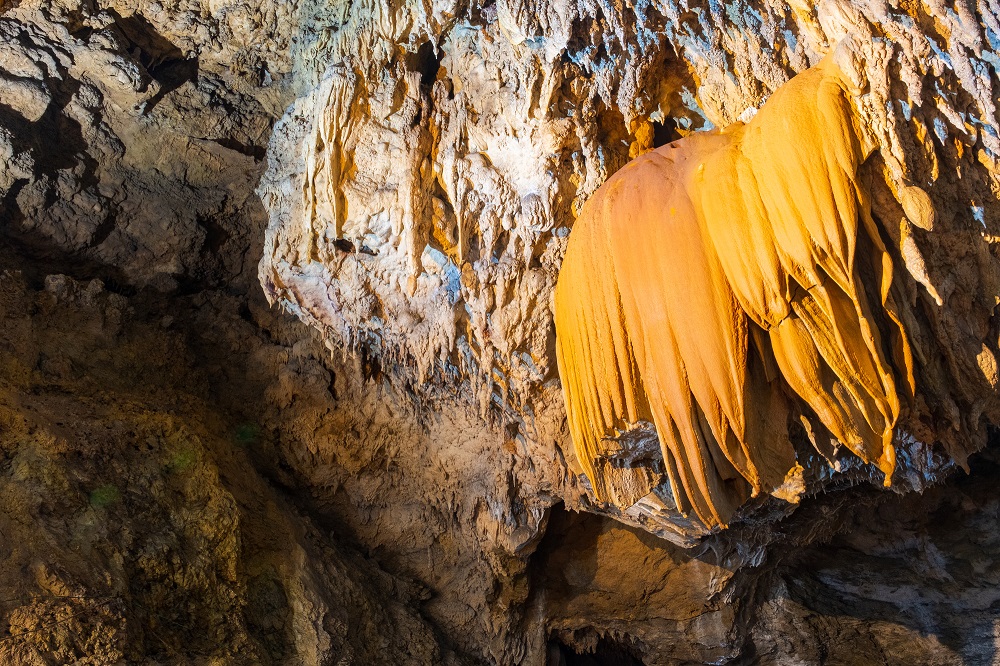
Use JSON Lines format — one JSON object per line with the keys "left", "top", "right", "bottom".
{"left": 555, "top": 57, "right": 917, "bottom": 529}
{"left": 2, "top": 0, "right": 1000, "bottom": 663}
{"left": 260, "top": 0, "right": 1000, "bottom": 539}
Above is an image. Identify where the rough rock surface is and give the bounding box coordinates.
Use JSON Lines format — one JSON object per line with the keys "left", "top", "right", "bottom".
{"left": 258, "top": 0, "right": 1000, "bottom": 543}
{"left": 1, "top": 0, "right": 1000, "bottom": 664}
{"left": 0, "top": 270, "right": 452, "bottom": 665}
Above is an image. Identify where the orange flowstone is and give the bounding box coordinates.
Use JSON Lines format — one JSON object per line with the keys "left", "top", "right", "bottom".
{"left": 554, "top": 56, "right": 914, "bottom": 529}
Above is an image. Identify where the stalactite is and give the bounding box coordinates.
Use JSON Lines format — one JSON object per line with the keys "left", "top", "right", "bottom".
{"left": 554, "top": 56, "right": 915, "bottom": 529}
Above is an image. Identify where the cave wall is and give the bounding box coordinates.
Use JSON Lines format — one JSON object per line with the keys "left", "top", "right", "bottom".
{"left": 0, "top": 0, "right": 999, "bottom": 664}
{"left": 259, "top": 0, "right": 1000, "bottom": 538}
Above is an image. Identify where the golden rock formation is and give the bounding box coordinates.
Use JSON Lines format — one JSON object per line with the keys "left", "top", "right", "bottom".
{"left": 555, "top": 56, "right": 915, "bottom": 529}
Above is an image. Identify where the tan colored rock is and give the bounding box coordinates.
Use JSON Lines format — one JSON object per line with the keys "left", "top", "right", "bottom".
{"left": 2, "top": 0, "right": 1000, "bottom": 663}
{"left": 0, "top": 270, "right": 455, "bottom": 665}
{"left": 258, "top": 0, "right": 1000, "bottom": 539}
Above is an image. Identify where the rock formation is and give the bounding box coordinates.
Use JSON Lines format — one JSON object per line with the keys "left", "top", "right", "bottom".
{"left": 259, "top": 0, "right": 1000, "bottom": 544}
{"left": 556, "top": 55, "right": 919, "bottom": 529}
{"left": 1, "top": 0, "right": 1000, "bottom": 664}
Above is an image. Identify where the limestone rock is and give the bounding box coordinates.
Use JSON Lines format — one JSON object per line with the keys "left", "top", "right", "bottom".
{"left": 259, "top": 0, "right": 1000, "bottom": 542}
{"left": 0, "top": 270, "right": 452, "bottom": 664}
{"left": 2, "top": 0, "right": 1000, "bottom": 664}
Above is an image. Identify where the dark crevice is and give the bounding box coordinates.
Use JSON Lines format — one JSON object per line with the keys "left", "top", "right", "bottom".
{"left": 333, "top": 238, "right": 355, "bottom": 253}
{"left": 651, "top": 117, "right": 681, "bottom": 147}
{"left": 360, "top": 344, "right": 383, "bottom": 383}
{"left": 70, "top": 25, "right": 94, "bottom": 42}
{"left": 547, "top": 636, "right": 646, "bottom": 666}
{"left": 205, "top": 137, "right": 266, "bottom": 161}
{"left": 199, "top": 215, "right": 232, "bottom": 254}
{"left": 407, "top": 40, "right": 443, "bottom": 89}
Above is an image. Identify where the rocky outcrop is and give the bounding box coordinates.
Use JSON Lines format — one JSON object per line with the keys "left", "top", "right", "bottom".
{"left": 258, "top": 0, "right": 1000, "bottom": 544}
{"left": 1, "top": 0, "right": 1000, "bottom": 664}
{"left": 0, "top": 0, "right": 276, "bottom": 290}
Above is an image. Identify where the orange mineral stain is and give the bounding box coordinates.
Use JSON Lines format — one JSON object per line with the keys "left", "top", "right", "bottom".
{"left": 554, "top": 57, "right": 914, "bottom": 529}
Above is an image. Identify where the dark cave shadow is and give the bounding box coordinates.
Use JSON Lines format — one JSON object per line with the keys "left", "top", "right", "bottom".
{"left": 530, "top": 503, "right": 651, "bottom": 666}
{"left": 529, "top": 436, "right": 1000, "bottom": 666}
{"left": 547, "top": 637, "right": 646, "bottom": 666}
{"left": 762, "top": 438, "right": 1000, "bottom": 666}
{"left": 0, "top": 74, "right": 106, "bottom": 245}
{"left": 0, "top": 85, "right": 129, "bottom": 289}
{"left": 104, "top": 10, "right": 199, "bottom": 114}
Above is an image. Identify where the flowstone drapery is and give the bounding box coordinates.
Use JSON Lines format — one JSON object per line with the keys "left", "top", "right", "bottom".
{"left": 555, "top": 56, "right": 916, "bottom": 528}
{"left": 258, "top": 0, "right": 1000, "bottom": 544}
{"left": 7, "top": 0, "right": 1000, "bottom": 662}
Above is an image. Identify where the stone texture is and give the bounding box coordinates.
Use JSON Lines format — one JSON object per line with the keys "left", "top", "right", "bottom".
{"left": 257, "top": 0, "right": 1000, "bottom": 543}
{"left": 0, "top": 269, "right": 454, "bottom": 664}
{"left": 1, "top": 0, "right": 1000, "bottom": 664}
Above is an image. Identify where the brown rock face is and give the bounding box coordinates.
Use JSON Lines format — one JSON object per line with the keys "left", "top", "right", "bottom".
{"left": 0, "top": 272, "right": 453, "bottom": 664}
{"left": 1, "top": 0, "right": 1000, "bottom": 664}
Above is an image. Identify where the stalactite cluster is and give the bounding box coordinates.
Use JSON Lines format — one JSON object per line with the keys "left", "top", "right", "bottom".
{"left": 555, "top": 56, "right": 915, "bottom": 528}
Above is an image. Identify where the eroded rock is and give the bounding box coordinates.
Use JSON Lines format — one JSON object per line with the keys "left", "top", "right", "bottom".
{"left": 2, "top": 0, "right": 1000, "bottom": 664}
{"left": 259, "top": 0, "right": 1000, "bottom": 543}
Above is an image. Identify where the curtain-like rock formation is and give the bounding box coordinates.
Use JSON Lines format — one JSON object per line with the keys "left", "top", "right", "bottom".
{"left": 259, "top": 0, "right": 1000, "bottom": 542}
{"left": 3, "top": 0, "right": 1000, "bottom": 663}
{"left": 555, "top": 55, "right": 917, "bottom": 529}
